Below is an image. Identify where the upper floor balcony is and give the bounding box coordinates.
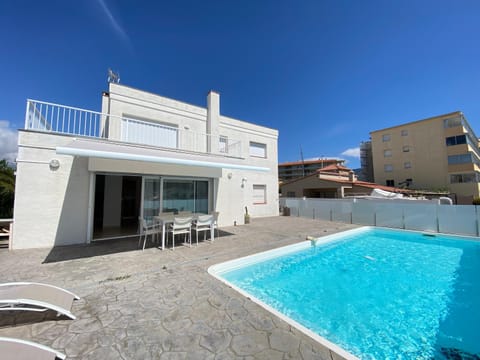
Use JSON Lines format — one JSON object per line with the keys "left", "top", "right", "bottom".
{"left": 25, "top": 99, "right": 243, "bottom": 159}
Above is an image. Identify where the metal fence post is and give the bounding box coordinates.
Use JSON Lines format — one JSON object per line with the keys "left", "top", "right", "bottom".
{"left": 476, "top": 206, "right": 479, "bottom": 237}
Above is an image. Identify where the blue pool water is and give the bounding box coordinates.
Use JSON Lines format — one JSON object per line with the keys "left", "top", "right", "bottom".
{"left": 215, "top": 228, "right": 480, "bottom": 359}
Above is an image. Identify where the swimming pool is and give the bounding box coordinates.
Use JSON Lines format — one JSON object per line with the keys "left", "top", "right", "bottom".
{"left": 209, "top": 227, "right": 480, "bottom": 359}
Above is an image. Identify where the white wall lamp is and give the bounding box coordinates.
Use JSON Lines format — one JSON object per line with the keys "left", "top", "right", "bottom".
{"left": 49, "top": 159, "right": 60, "bottom": 171}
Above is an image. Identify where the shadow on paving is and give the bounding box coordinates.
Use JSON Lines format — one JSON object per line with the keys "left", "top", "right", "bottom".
{"left": 42, "top": 230, "right": 235, "bottom": 263}
{"left": 0, "top": 309, "right": 70, "bottom": 329}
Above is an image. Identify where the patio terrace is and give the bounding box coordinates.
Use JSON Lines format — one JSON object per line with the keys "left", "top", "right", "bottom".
{"left": 0, "top": 217, "right": 356, "bottom": 359}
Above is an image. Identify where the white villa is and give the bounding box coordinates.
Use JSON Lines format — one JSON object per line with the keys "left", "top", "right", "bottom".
{"left": 12, "top": 83, "right": 279, "bottom": 249}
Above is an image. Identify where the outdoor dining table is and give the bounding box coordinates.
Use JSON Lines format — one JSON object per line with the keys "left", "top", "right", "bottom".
{"left": 154, "top": 213, "right": 213, "bottom": 250}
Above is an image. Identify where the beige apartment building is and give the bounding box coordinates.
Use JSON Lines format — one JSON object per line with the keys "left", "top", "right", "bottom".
{"left": 370, "top": 111, "right": 480, "bottom": 204}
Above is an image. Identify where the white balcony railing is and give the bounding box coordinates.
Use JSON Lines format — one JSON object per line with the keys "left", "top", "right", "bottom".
{"left": 25, "top": 99, "right": 103, "bottom": 137}
{"left": 25, "top": 99, "right": 242, "bottom": 158}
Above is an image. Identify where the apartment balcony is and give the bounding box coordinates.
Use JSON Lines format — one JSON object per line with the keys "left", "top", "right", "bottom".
{"left": 448, "top": 163, "right": 479, "bottom": 173}
{"left": 25, "top": 100, "right": 243, "bottom": 159}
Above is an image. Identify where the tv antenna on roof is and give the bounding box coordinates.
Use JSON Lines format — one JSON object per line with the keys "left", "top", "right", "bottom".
{"left": 107, "top": 68, "right": 120, "bottom": 84}
{"left": 300, "top": 145, "right": 305, "bottom": 177}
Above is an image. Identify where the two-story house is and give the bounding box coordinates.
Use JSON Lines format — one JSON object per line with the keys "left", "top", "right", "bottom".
{"left": 12, "top": 83, "right": 279, "bottom": 249}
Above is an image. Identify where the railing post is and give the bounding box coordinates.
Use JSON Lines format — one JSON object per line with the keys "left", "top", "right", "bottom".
{"left": 44, "top": 105, "right": 49, "bottom": 130}
{"left": 37, "top": 103, "right": 41, "bottom": 130}
{"left": 313, "top": 207, "right": 315, "bottom": 219}
{"left": 24, "top": 100, "right": 30, "bottom": 128}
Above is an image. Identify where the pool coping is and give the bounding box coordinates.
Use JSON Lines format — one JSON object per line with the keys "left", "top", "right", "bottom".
{"left": 208, "top": 226, "right": 369, "bottom": 360}
{"left": 208, "top": 225, "right": 480, "bottom": 360}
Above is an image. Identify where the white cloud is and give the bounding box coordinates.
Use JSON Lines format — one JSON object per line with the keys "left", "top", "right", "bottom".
{"left": 97, "top": 0, "right": 131, "bottom": 46}
{"left": 341, "top": 147, "right": 360, "bottom": 158}
{"left": 0, "top": 121, "right": 18, "bottom": 162}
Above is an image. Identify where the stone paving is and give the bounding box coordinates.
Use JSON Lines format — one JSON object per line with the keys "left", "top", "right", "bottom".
{"left": 0, "top": 216, "right": 357, "bottom": 359}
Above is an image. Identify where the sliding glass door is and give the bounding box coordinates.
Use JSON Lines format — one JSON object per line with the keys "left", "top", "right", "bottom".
{"left": 195, "top": 180, "right": 209, "bottom": 214}
{"left": 93, "top": 174, "right": 211, "bottom": 240}
{"left": 143, "top": 177, "right": 161, "bottom": 224}
{"left": 162, "top": 179, "right": 209, "bottom": 214}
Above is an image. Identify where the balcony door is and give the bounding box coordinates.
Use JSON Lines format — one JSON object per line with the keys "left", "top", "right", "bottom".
{"left": 121, "top": 117, "right": 178, "bottom": 148}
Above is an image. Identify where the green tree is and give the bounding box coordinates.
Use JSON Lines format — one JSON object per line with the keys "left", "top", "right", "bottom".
{"left": 0, "top": 160, "right": 15, "bottom": 218}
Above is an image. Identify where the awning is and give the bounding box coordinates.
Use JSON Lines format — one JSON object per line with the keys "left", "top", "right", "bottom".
{"left": 56, "top": 139, "right": 270, "bottom": 172}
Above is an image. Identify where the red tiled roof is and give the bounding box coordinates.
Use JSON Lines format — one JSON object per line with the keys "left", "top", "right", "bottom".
{"left": 318, "top": 163, "right": 351, "bottom": 172}
{"left": 280, "top": 171, "right": 321, "bottom": 186}
{"left": 320, "top": 177, "right": 412, "bottom": 193}
{"left": 281, "top": 171, "right": 412, "bottom": 194}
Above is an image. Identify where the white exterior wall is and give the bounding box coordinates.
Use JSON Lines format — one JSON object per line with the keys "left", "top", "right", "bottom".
{"left": 13, "top": 131, "right": 90, "bottom": 249}
{"left": 104, "top": 84, "right": 208, "bottom": 151}
{"left": 104, "top": 84, "right": 279, "bottom": 227}
{"left": 216, "top": 117, "right": 279, "bottom": 220}
{"left": 13, "top": 84, "right": 279, "bottom": 249}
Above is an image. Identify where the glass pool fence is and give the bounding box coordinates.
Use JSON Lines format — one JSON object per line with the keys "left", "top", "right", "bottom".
{"left": 279, "top": 197, "right": 480, "bottom": 237}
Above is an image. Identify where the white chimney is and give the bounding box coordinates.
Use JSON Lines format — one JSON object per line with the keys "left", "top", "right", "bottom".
{"left": 206, "top": 91, "right": 220, "bottom": 153}
{"left": 348, "top": 170, "right": 356, "bottom": 182}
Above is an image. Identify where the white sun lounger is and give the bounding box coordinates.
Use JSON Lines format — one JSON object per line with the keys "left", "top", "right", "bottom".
{"left": 0, "top": 336, "right": 66, "bottom": 360}
{"left": 0, "top": 282, "right": 80, "bottom": 320}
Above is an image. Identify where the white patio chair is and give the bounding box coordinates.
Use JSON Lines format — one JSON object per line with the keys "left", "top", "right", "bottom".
{"left": 0, "top": 336, "right": 66, "bottom": 360}
{"left": 168, "top": 216, "right": 193, "bottom": 250}
{"left": 0, "top": 282, "right": 80, "bottom": 320}
{"left": 212, "top": 211, "right": 220, "bottom": 239}
{"left": 192, "top": 214, "right": 214, "bottom": 246}
{"left": 138, "top": 217, "right": 159, "bottom": 251}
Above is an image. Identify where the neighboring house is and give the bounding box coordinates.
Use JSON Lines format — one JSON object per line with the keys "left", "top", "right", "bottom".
{"left": 278, "top": 158, "right": 345, "bottom": 183}
{"left": 369, "top": 111, "right": 480, "bottom": 204}
{"left": 280, "top": 164, "right": 409, "bottom": 198}
{"left": 12, "top": 83, "right": 279, "bottom": 249}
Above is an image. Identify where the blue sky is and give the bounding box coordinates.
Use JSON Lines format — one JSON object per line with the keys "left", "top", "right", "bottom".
{"left": 1, "top": 1, "right": 480, "bottom": 169}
